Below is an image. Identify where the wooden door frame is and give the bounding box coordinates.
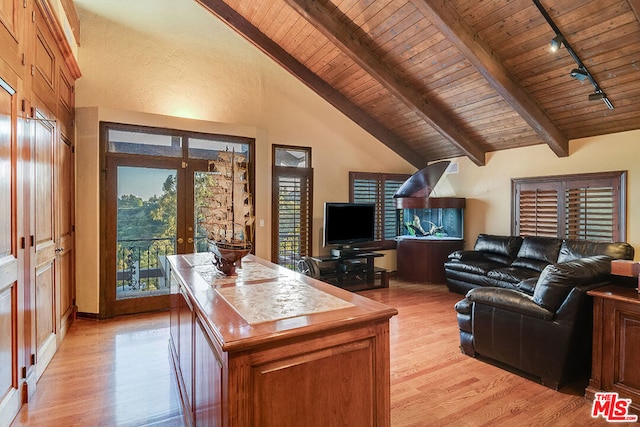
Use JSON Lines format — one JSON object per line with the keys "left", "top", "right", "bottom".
{"left": 99, "top": 122, "right": 255, "bottom": 318}
{"left": 102, "top": 155, "right": 186, "bottom": 318}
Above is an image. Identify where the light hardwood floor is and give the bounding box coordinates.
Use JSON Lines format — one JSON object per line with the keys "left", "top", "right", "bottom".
{"left": 12, "top": 281, "right": 613, "bottom": 426}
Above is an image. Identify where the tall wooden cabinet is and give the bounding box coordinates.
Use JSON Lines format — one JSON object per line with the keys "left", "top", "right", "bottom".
{"left": 0, "top": 1, "right": 79, "bottom": 426}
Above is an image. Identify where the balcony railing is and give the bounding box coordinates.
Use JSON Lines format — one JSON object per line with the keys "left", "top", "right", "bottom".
{"left": 116, "top": 237, "right": 175, "bottom": 299}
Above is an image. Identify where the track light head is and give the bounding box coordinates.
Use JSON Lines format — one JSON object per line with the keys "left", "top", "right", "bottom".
{"left": 588, "top": 91, "right": 614, "bottom": 109}
{"left": 588, "top": 92, "right": 605, "bottom": 101}
{"left": 550, "top": 34, "right": 564, "bottom": 52}
{"left": 570, "top": 68, "right": 588, "bottom": 80}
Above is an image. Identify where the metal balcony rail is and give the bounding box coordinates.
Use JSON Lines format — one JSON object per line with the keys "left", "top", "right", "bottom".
{"left": 116, "top": 237, "right": 176, "bottom": 299}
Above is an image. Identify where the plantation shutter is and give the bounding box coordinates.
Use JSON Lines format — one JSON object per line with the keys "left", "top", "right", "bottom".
{"left": 273, "top": 167, "right": 313, "bottom": 269}
{"left": 565, "top": 182, "right": 617, "bottom": 241}
{"left": 512, "top": 172, "right": 625, "bottom": 242}
{"left": 350, "top": 172, "right": 410, "bottom": 244}
{"left": 383, "top": 179, "right": 405, "bottom": 240}
{"left": 516, "top": 183, "right": 559, "bottom": 237}
{"left": 352, "top": 177, "right": 382, "bottom": 240}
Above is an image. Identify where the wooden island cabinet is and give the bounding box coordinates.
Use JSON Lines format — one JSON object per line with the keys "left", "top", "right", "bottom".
{"left": 168, "top": 253, "right": 398, "bottom": 426}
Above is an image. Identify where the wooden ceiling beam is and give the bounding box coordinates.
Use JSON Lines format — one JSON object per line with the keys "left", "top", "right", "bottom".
{"left": 630, "top": 0, "right": 640, "bottom": 22}
{"left": 195, "top": 0, "right": 429, "bottom": 169}
{"left": 411, "top": 0, "right": 569, "bottom": 158}
{"left": 284, "top": 0, "right": 486, "bottom": 166}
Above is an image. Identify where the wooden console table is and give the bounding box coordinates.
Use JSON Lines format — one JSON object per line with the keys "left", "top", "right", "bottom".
{"left": 586, "top": 285, "right": 640, "bottom": 415}
{"left": 167, "top": 253, "right": 397, "bottom": 426}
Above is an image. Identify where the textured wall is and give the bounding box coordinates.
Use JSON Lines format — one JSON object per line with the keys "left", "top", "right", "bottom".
{"left": 434, "top": 129, "right": 640, "bottom": 258}
{"left": 73, "top": 0, "right": 414, "bottom": 313}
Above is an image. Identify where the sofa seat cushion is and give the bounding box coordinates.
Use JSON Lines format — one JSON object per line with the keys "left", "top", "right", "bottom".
{"left": 487, "top": 266, "right": 541, "bottom": 285}
{"left": 444, "top": 260, "right": 506, "bottom": 276}
{"left": 532, "top": 255, "right": 612, "bottom": 312}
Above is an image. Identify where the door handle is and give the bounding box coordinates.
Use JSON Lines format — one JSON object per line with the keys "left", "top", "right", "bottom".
{"left": 177, "top": 238, "right": 184, "bottom": 244}
{"left": 187, "top": 238, "right": 194, "bottom": 244}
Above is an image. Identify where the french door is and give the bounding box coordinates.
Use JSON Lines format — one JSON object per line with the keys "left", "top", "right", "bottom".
{"left": 101, "top": 123, "right": 254, "bottom": 317}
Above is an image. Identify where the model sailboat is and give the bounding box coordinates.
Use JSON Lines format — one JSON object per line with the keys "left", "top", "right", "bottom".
{"left": 199, "top": 148, "right": 254, "bottom": 275}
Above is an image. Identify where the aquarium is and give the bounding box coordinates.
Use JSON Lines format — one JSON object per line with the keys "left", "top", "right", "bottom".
{"left": 395, "top": 198, "right": 465, "bottom": 240}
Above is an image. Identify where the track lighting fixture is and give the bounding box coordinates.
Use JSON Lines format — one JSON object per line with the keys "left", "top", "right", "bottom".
{"left": 550, "top": 34, "right": 564, "bottom": 52}
{"left": 533, "top": 0, "right": 614, "bottom": 109}
{"left": 570, "top": 68, "right": 588, "bottom": 80}
{"left": 589, "top": 91, "right": 614, "bottom": 109}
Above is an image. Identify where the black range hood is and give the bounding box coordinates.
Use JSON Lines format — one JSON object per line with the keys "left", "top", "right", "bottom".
{"left": 394, "top": 161, "right": 465, "bottom": 209}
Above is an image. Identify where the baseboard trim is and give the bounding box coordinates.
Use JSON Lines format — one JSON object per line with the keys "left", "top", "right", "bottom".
{"left": 76, "top": 312, "right": 100, "bottom": 320}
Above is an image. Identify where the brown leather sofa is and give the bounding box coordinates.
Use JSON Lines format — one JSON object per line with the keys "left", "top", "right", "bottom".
{"left": 448, "top": 235, "right": 634, "bottom": 389}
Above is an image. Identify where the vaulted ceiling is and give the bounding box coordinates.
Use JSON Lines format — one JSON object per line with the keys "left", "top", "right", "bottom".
{"left": 196, "top": 0, "right": 640, "bottom": 167}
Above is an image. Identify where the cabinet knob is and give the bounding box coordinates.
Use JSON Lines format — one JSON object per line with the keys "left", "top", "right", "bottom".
{"left": 177, "top": 238, "right": 184, "bottom": 244}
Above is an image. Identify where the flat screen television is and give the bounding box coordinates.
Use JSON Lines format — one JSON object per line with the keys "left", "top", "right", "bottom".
{"left": 323, "top": 202, "right": 376, "bottom": 249}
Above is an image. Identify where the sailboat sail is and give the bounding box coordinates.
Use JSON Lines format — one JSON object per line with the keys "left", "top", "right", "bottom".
{"left": 199, "top": 148, "right": 254, "bottom": 249}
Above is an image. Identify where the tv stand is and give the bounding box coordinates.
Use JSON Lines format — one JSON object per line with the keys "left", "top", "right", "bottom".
{"left": 308, "top": 251, "right": 389, "bottom": 291}
{"left": 330, "top": 247, "right": 355, "bottom": 258}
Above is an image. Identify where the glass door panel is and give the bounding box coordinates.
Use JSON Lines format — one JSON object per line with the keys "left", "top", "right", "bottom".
{"left": 194, "top": 171, "right": 215, "bottom": 253}
{"left": 116, "top": 166, "right": 177, "bottom": 301}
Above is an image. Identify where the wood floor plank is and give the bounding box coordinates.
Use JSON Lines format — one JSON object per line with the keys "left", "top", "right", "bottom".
{"left": 11, "top": 281, "right": 611, "bottom": 426}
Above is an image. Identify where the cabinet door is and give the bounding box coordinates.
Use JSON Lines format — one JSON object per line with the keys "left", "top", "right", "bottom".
{"left": 606, "top": 299, "right": 640, "bottom": 404}
{"left": 194, "top": 316, "right": 224, "bottom": 427}
{"left": 31, "top": 3, "right": 57, "bottom": 114}
{"left": 56, "top": 134, "right": 74, "bottom": 339}
{"left": 179, "top": 288, "right": 194, "bottom": 413}
{"left": 0, "top": 64, "right": 22, "bottom": 427}
{"left": 0, "top": 0, "right": 24, "bottom": 74}
{"left": 32, "top": 104, "right": 58, "bottom": 379}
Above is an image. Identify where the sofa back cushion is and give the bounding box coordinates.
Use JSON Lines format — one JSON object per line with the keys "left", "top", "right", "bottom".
{"left": 532, "top": 255, "right": 612, "bottom": 312}
{"left": 557, "top": 239, "right": 635, "bottom": 263}
{"left": 510, "top": 236, "right": 562, "bottom": 272}
{"left": 473, "top": 234, "right": 523, "bottom": 265}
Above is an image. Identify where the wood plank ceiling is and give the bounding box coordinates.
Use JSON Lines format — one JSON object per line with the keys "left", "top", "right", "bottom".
{"left": 196, "top": 0, "right": 640, "bottom": 167}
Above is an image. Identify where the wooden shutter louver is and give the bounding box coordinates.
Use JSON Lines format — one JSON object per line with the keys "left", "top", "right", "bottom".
{"left": 513, "top": 171, "right": 625, "bottom": 242}
{"left": 518, "top": 188, "right": 559, "bottom": 237}
{"left": 274, "top": 168, "right": 312, "bottom": 269}
{"left": 351, "top": 174, "right": 410, "bottom": 243}
{"left": 565, "top": 186, "right": 615, "bottom": 241}
{"left": 353, "top": 178, "right": 382, "bottom": 240}
{"left": 383, "top": 179, "right": 405, "bottom": 240}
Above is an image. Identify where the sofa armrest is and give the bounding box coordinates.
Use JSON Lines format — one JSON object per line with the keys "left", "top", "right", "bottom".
{"left": 466, "top": 287, "right": 555, "bottom": 321}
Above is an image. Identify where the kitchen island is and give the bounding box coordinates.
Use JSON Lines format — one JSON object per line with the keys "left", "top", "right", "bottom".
{"left": 168, "top": 253, "right": 398, "bottom": 426}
